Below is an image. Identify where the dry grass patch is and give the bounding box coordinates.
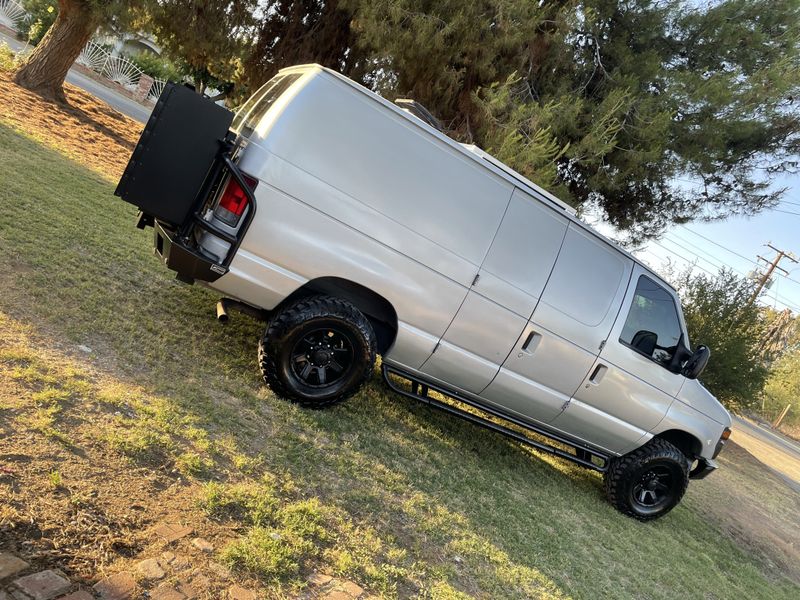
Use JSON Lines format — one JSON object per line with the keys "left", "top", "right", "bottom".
{"left": 0, "top": 46, "right": 141, "bottom": 182}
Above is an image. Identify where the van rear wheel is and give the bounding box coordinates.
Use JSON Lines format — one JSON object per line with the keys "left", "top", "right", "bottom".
{"left": 258, "top": 295, "right": 376, "bottom": 408}
{"left": 603, "top": 438, "right": 689, "bottom": 521}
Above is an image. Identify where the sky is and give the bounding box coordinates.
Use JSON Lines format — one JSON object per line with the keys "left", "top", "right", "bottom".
{"left": 621, "top": 173, "right": 800, "bottom": 314}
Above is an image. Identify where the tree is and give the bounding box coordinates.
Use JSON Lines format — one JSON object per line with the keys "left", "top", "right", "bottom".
{"left": 242, "top": 0, "right": 363, "bottom": 90}
{"left": 147, "top": 1, "right": 258, "bottom": 97}
{"left": 763, "top": 348, "right": 800, "bottom": 432}
{"left": 13, "top": 0, "right": 140, "bottom": 102}
{"left": 16, "top": 0, "right": 59, "bottom": 45}
{"left": 346, "top": 0, "right": 800, "bottom": 241}
{"left": 674, "top": 268, "right": 768, "bottom": 411}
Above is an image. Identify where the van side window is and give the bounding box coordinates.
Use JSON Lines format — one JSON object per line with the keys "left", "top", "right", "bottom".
{"left": 619, "top": 276, "right": 682, "bottom": 368}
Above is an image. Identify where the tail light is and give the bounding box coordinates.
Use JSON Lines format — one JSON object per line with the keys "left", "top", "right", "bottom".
{"left": 214, "top": 174, "right": 258, "bottom": 227}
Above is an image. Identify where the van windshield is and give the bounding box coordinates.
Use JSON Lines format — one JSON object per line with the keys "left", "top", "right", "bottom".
{"left": 232, "top": 73, "right": 301, "bottom": 137}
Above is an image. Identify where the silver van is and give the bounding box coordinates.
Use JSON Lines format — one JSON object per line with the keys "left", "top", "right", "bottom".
{"left": 116, "top": 65, "right": 732, "bottom": 520}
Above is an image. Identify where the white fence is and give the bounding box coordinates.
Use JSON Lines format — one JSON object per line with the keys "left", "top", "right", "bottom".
{"left": 76, "top": 40, "right": 167, "bottom": 102}
{"left": 1, "top": 2, "right": 166, "bottom": 102}
{"left": 0, "top": 0, "right": 25, "bottom": 29}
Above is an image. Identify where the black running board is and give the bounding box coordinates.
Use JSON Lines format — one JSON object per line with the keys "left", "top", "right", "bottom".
{"left": 382, "top": 364, "right": 609, "bottom": 472}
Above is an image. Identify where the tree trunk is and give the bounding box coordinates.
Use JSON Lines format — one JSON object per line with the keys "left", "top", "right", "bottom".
{"left": 13, "top": 0, "right": 97, "bottom": 103}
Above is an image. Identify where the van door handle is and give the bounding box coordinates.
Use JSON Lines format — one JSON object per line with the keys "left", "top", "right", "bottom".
{"left": 519, "top": 330, "right": 542, "bottom": 356}
{"left": 587, "top": 364, "right": 608, "bottom": 386}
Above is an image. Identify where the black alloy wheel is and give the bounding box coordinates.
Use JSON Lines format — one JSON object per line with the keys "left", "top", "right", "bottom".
{"left": 290, "top": 327, "right": 354, "bottom": 388}
{"left": 603, "top": 438, "right": 690, "bottom": 521}
{"left": 259, "top": 295, "right": 376, "bottom": 408}
{"left": 630, "top": 465, "right": 679, "bottom": 515}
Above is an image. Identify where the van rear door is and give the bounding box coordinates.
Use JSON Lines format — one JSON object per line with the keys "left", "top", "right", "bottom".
{"left": 115, "top": 83, "right": 234, "bottom": 227}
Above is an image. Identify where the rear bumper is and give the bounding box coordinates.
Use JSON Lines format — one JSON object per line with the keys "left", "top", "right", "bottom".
{"left": 689, "top": 457, "right": 718, "bottom": 480}
{"left": 154, "top": 221, "right": 227, "bottom": 284}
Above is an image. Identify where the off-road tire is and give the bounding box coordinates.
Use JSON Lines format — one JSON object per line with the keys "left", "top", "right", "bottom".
{"left": 258, "top": 295, "right": 376, "bottom": 408}
{"left": 603, "top": 438, "right": 690, "bottom": 521}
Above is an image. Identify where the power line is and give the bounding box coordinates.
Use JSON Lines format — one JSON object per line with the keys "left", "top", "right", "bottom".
{"left": 748, "top": 245, "right": 799, "bottom": 305}
{"left": 771, "top": 208, "right": 800, "bottom": 217}
{"left": 664, "top": 233, "right": 745, "bottom": 275}
{"left": 648, "top": 240, "right": 718, "bottom": 277}
{"left": 645, "top": 239, "right": 800, "bottom": 313}
{"left": 679, "top": 226, "right": 760, "bottom": 265}
{"left": 676, "top": 226, "right": 800, "bottom": 289}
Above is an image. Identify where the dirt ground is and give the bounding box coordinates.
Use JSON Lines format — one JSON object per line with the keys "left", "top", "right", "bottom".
{"left": 0, "top": 314, "right": 266, "bottom": 597}
{"left": 0, "top": 70, "right": 142, "bottom": 181}
{"left": 696, "top": 441, "right": 800, "bottom": 584}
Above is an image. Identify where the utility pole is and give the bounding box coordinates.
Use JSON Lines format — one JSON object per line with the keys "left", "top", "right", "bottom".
{"left": 748, "top": 244, "right": 799, "bottom": 305}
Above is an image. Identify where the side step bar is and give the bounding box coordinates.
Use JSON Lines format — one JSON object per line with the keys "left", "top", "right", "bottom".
{"left": 382, "top": 364, "right": 610, "bottom": 473}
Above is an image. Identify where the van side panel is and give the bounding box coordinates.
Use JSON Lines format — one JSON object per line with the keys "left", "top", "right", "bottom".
{"left": 480, "top": 323, "right": 597, "bottom": 424}
{"left": 249, "top": 73, "right": 513, "bottom": 266}
{"left": 650, "top": 400, "right": 725, "bottom": 460}
{"left": 419, "top": 190, "right": 568, "bottom": 393}
{"left": 212, "top": 181, "right": 468, "bottom": 369}
{"left": 478, "top": 189, "right": 570, "bottom": 316}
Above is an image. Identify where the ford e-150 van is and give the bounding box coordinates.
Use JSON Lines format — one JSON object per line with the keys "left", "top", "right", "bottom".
{"left": 115, "top": 65, "right": 732, "bottom": 520}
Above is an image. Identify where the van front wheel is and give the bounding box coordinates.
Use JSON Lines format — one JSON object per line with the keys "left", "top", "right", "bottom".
{"left": 603, "top": 438, "right": 689, "bottom": 521}
{"left": 259, "top": 295, "right": 376, "bottom": 408}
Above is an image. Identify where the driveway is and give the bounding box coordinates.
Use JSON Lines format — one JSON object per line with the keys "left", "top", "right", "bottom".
{"left": 1, "top": 29, "right": 151, "bottom": 123}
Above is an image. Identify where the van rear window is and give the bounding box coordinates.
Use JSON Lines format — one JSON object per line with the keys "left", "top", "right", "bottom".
{"left": 232, "top": 73, "right": 301, "bottom": 136}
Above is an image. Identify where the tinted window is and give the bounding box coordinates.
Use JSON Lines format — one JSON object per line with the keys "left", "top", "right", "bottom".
{"left": 231, "top": 74, "right": 301, "bottom": 136}
{"left": 620, "top": 276, "right": 682, "bottom": 367}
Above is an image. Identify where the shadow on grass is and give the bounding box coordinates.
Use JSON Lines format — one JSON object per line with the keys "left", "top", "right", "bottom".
{"left": 1, "top": 121, "right": 797, "bottom": 599}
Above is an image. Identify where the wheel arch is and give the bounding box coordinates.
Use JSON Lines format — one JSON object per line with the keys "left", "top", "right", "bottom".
{"left": 652, "top": 429, "right": 703, "bottom": 460}
{"left": 280, "top": 276, "right": 398, "bottom": 355}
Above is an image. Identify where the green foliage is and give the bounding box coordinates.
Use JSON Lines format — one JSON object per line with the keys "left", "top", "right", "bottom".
{"left": 147, "top": 1, "right": 257, "bottom": 96}
{"left": 763, "top": 349, "right": 800, "bottom": 429}
{"left": 0, "top": 43, "right": 15, "bottom": 70}
{"left": 242, "top": 0, "right": 363, "bottom": 91}
{"left": 126, "top": 51, "right": 184, "bottom": 82}
{"left": 17, "top": 0, "right": 58, "bottom": 45}
{"left": 674, "top": 269, "right": 768, "bottom": 411}
{"left": 344, "top": 0, "right": 800, "bottom": 242}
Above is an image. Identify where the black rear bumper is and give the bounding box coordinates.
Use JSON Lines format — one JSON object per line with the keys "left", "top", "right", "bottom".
{"left": 153, "top": 222, "right": 227, "bottom": 284}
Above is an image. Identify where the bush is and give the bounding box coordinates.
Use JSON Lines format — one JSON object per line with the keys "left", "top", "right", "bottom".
{"left": 16, "top": 0, "right": 58, "bottom": 45}
{"left": 762, "top": 349, "right": 800, "bottom": 429}
{"left": 674, "top": 269, "right": 768, "bottom": 411}
{"left": 0, "top": 43, "right": 15, "bottom": 71}
{"left": 126, "top": 52, "right": 184, "bottom": 82}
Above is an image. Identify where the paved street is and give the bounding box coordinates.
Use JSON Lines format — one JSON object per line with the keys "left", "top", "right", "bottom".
{"left": 733, "top": 415, "right": 800, "bottom": 459}
{"left": 1, "top": 29, "right": 151, "bottom": 123}
{"left": 732, "top": 415, "right": 800, "bottom": 492}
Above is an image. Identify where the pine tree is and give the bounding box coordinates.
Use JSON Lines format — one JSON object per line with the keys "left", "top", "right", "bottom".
{"left": 347, "top": 0, "right": 800, "bottom": 241}
{"left": 148, "top": 1, "right": 258, "bottom": 97}
{"left": 243, "top": 0, "right": 363, "bottom": 90}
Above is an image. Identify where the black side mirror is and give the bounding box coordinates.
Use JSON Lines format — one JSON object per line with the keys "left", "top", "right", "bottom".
{"left": 682, "top": 345, "right": 710, "bottom": 380}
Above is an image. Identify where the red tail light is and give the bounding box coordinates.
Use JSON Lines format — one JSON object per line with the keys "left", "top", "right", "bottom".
{"left": 214, "top": 174, "right": 258, "bottom": 227}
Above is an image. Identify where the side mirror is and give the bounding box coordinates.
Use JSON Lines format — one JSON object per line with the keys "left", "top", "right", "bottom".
{"left": 682, "top": 345, "right": 710, "bottom": 380}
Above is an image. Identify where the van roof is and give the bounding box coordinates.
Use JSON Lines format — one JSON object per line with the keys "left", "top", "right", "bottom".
{"left": 277, "top": 64, "right": 675, "bottom": 292}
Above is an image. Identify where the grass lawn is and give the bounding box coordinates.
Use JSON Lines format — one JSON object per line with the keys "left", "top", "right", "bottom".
{"left": 1, "top": 70, "right": 799, "bottom": 598}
